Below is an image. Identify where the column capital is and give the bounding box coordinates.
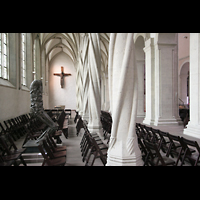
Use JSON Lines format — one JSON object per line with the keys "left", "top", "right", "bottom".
{"left": 143, "top": 38, "right": 154, "bottom": 53}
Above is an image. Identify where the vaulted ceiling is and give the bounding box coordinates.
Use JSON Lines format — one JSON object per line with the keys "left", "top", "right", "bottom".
{"left": 37, "top": 33, "right": 110, "bottom": 72}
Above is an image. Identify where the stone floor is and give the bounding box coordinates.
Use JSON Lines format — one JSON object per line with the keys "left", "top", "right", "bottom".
{"left": 63, "top": 118, "right": 105, "bottom": 166}
{"left": 16, "top": 115, "right": 200, "bottom": 166}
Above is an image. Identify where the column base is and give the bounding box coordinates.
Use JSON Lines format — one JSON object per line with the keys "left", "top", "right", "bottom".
{"left": 153, "top": 117, "right": 183, "bottom": 126}
{"left": 136, "top": 114, "right": 145, "bottom": 118}
{"left": 106, "top": 154, "right": 143, "bottom": 166}
{"left": 143, "top": 117, "right": 155, "bottom": 126}
{"left": 184, "top": 122, "right": 200, "bottom": 139}
{"left": 106, "top": 139, "right": 143, "bottom": 166}
{"left": 82, "top": 114, "right": 89, "bottom": 123}
{"left": 88, "top": 124, "right": 104, "bottom": 139}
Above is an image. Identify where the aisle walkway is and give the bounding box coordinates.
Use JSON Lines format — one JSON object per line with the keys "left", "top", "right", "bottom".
{"left": 63, "top": 117, "right": 104, "bottom": 166}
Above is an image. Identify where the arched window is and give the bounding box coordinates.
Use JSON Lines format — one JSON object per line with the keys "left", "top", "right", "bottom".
{"left": 21, "top": 33, "right": 26, "bottom": 86}
{"left": 0, "top": 33, "right": 9, "bottom": 80}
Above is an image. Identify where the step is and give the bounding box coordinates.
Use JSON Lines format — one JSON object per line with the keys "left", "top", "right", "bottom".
{"left": 21, "top": 153, "right": 44, "bottom": 164}
{"left": 22, "top": 153, "right": 43, "bottom": 159}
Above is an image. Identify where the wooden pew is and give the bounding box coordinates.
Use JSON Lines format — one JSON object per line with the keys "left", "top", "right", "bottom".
{"left": 0, "top": 122, "right": 27, "bottom": 166}
{"left": 23, "top": 127, "right": 67, "bottom": 166}
{"left": 100, "top": 110, "right": 112, "bottom": 143}
{"left": 74, "top": 111, "right": 79, "bottom": 123}
{"left": 76, "top": 117, "right": 84, "bottom": 136}
{"left": 0, "top": 135, "right": 27, "bottom": 166}
{"left": 79, "top": 118, "right": 108, "bottom": 166}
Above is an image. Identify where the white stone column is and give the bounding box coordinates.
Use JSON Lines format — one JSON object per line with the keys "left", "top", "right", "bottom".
{"left": 153, "top": 35, "right": 181, "bottom": 126}
{"left": 184, "top": 33, "right": 200, "bottom": 139}
{"left": 136, "top": 60, "right": 145, "bottom": 118}
{"left": 143, "top": 38, "right": 156, "bottom": 125}
{"left": 80, "top": 34, "right": 90, "bottom": 122}
{"left": 75, "top": 56, "right": 83, "bottom": 115}
{"left": 82, "top": 63, "right": 89, "bottom": 122}
{"left": 105, "top": 74, "right": 110, "bottom": 111}
{"left": 106, "top": 33, "right": 143, "bottom": 166}
{"left": 87, "top": 33, "right": 102, "bottom": 137}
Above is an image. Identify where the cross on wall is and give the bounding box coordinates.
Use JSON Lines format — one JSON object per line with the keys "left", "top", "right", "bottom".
{"left": 53, "top": 66, "right": 72, "bottom": 88}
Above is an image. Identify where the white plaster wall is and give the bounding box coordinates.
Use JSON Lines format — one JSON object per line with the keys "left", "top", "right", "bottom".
{"left": 0, "top": 86, "right": 30, "bottom": 122}
{"left": 49, "top": 52, "right": 76, "bottom": 109}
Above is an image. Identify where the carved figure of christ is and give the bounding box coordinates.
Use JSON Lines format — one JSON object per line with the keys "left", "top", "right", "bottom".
{"left": 53, "top": 66, "right": 71, "bottom": 88}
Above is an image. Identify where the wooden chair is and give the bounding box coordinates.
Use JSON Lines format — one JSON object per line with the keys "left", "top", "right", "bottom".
{"left": 42, "top": 137, "right": 66, "bottom": 159}
{"left": 81, "top": 122, "right": 104, "bottom": 153}
{"left": 46, "top": 134, "right": 67, "bottom": 153}
{"left": 137, "top": 137, "right": 148, "bottom": 162}
{"left": 85, "top": 134, "right": 107, "bottom": 166}
{"left": 56, "top": 110, "right": 66, "bottom": 131}
{"left": 143, "top": 140, "right": 175, "bottom": 166}
{"left": 38, "top": 142, "right": 66, "bottom": 166}
{"left": 0, "top": 154, "right": 15, "bottom": 166}
{"left": 167, "top": 134, "right": 196, "bottom": 166}
{"left": 76, "top": 117, "right": 84, "bottom": 136}
{"left": 166, "top": 133, "right": 184, "bottom": 166}
{"left": 180, "top": 137, "right": 200, "bottom": 166}
{"left": 80, "top": 124, "right": 102, "bottom": 151}
{"left": 100, "top": 111, "right": 112, "bottom": 141}
{"left": 0, "top": 135, "right": 27, "bottom": 166}
{"left": 80, "top": 120, "right": 108, "bottom": 163}
{"left": 157, "top": 130, "right": 171, "bottom": 154}
{"left": 22, "top": 121, "right": 42, "bottom": 146}
{"left": 0, "top": 122, "right": 7, "bottom": 136}
{"left": 3, "top": 120, "right": 17, "bottom": 141}
{"left": 74, "top": 111, "right": 79, "bottom": 123}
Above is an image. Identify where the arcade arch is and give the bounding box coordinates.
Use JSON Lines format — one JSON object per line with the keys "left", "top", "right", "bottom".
{"left": 135, "top": 35, "right": 145, "bottom": 118}
{"left": 179, "top": 61, "right": 190, "bottom": 106}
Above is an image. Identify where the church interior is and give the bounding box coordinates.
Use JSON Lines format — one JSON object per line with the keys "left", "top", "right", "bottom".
{"left": 0, "top": 33, "right": 199, "bottom": 166}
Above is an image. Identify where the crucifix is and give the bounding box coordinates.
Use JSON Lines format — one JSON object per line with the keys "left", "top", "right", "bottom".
{"left": 53, "top": 66, "right": 71, "bottom": 88}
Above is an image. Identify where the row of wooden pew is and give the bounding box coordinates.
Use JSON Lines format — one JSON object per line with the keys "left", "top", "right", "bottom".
{"left": 24, "top": 109, "right": 68, "bottom": 166}
{"left": 136, "top": 123, "right": 200, "bottom": 166}
{"left": 0, "top": 113, "right": 36, "bottom": 142}
{"left": 0, "top": 109, "right": 68, "bottom": 166}
{"left": 75, "top": 110, "right": 200, "bottom": 166}
{"left": 36, "top": 128, "right": 67, "bottom": 166}
{"left": 74, "top": 113, "right": 108, "bottom": 166}
{"left": 0, "top": 113, "right": 44, "bottom": 166}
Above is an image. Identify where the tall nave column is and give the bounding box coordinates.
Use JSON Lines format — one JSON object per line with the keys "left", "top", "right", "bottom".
{"left": 136, "top": 59, "right": 145, "bottom": 118}
{"left": 184, "top": 33, "right": 200, "bottom": 139}
{"left": 153, "top": 33, "right": 181, "bottom": 126}
{"left": 106, "top": 33, "right": 143, "bottom": 166}
{"left": 143, "top": 34, "right": 182, "bottom": 126}
{"left": 143, "top": 38, "right": 156, "bottom": 125}
{"left": 76, "top": 56, "right": 84, "bottom": 116}
{"left": 87, "top": 33, "right": 103, "bottom": 137}
{"left": 80, "top": 33, "right": 90, "bottom": 122}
